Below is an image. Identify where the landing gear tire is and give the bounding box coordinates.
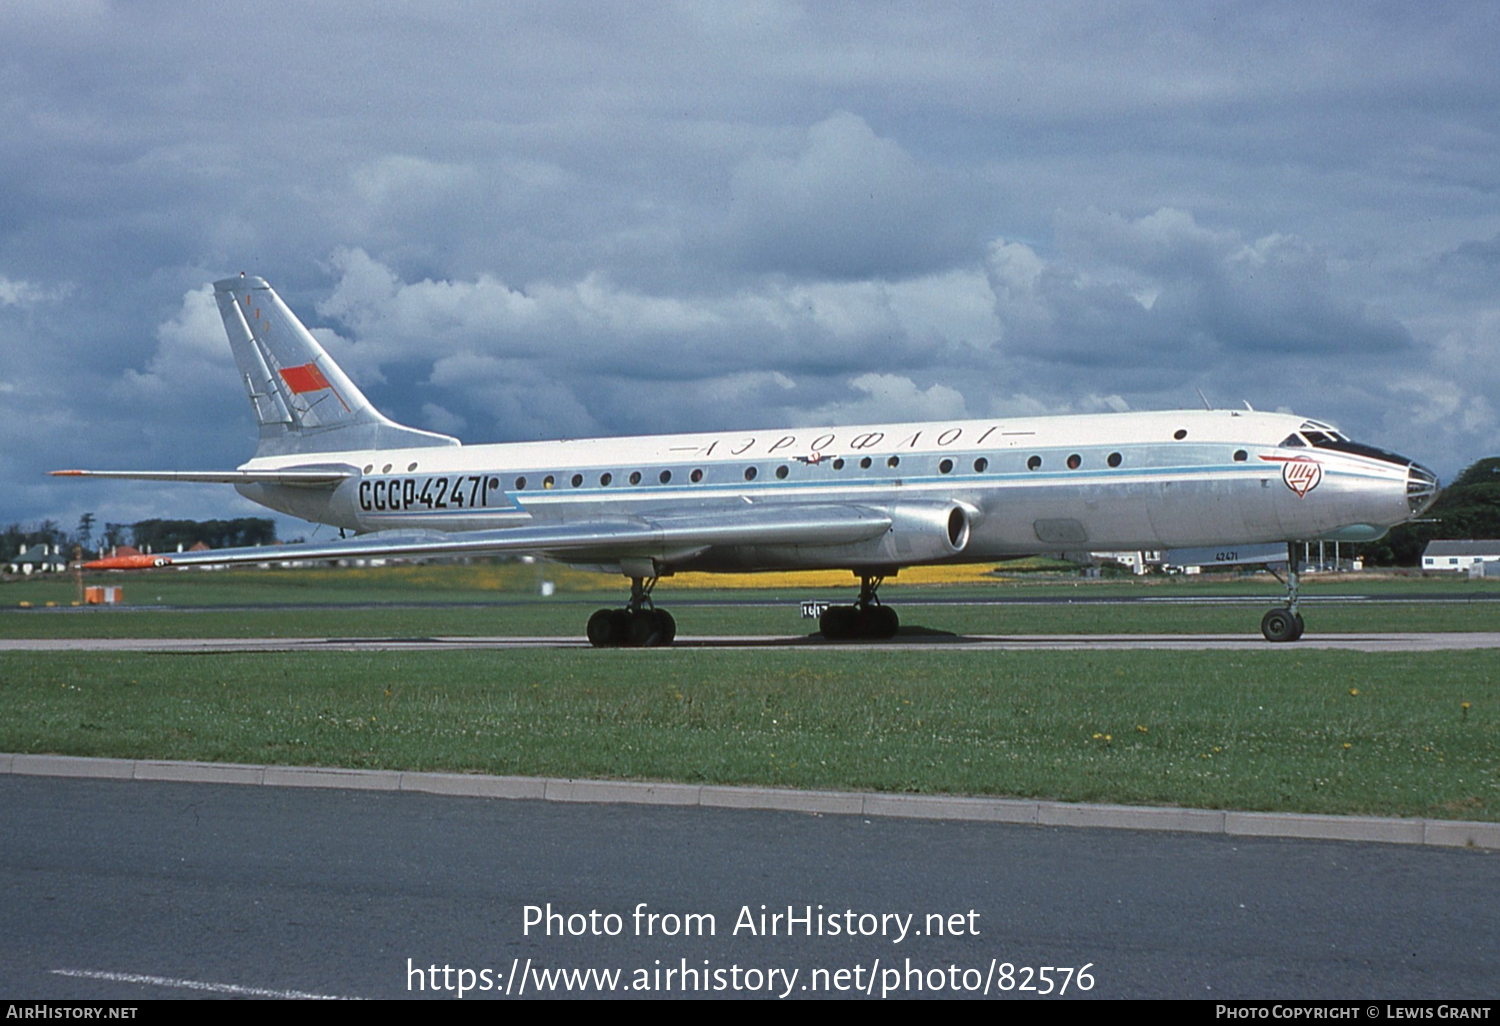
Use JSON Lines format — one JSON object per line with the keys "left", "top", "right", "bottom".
{"left": 867, "top": 604, "right": 899, "bottom": 639}
{"left": 587, "top": 608, "right": 617, "bottom": 647}
{"left": 609, "top": 608, "right": 633, "bottom": 643}
{"left": 819, "top": 594, "right": 900, "bottom": 641}
{"left": 585, "top": 576, "right": 678, "bottom": 648}
{"left": 820, "top": 572, "right": 902, "bottom": 641}
{"left": 1261, "top": 608, "right": 1303, "bottom": 643}
{"left": 652, "top": 609, "right": 677, "bottom": 645}
{"left": 627, "top": 608, "right": 676, "bottom": 648}
{"left": 820, "top": 605, "right": 860, "bottom": 640}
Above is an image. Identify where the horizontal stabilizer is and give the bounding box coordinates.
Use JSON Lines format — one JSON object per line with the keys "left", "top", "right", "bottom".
{"left": 83, "top": 504, "right": 893, "bottom": 570}
{"left": 52, "top": 467, "right": 355, "bottom": 487}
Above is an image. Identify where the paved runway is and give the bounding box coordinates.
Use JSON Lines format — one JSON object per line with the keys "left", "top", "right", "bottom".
{"left": 5, "top": 774, "right": 1498, "bottom": 1001}
{"left": 5, "top": 631, "right": 1500, "bottom": 652}
{"left": 7, "top": 590, "right": 1498, "bottom": 616}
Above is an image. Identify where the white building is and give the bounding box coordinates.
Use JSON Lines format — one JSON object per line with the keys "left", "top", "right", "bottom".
{"left": 6, "top": 544, "right": 70, "bottom": 575}
{"left": 1421, "top": 540, "right": 1500, "bottom": 575}
{"left": 1089, "top": 550, "right": 1161, "bottom": 575}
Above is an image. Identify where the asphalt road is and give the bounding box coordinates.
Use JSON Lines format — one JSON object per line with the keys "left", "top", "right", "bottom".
{"left": 3, "top": 775, "right": 1496, "bottom": 1000}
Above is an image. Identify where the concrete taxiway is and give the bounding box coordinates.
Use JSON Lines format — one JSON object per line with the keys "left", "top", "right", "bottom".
{"left": 5, "top": 631, "right": 1500, "bottom": 652}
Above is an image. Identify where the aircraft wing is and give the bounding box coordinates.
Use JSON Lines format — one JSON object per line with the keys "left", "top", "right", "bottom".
{"left": 52, "top": 467, "right": 355, "bottom": 487}
{"left": 83, "top": 504, "right": 894, "bottom": 570}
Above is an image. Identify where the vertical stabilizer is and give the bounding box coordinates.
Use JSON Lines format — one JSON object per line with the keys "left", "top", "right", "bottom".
{"left": 214, "top": 275, "right": 459, "bottom": 456}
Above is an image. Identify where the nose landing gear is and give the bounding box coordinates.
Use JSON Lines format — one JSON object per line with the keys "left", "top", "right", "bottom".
{"left": 586, "top": 575, "right": 676, "bottom": 647}
{"left": 1261, "top": 543, "right": 1306, "bottom": 642}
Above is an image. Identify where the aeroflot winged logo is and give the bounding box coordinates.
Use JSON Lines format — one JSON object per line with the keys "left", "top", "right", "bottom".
{"left": 1280, "top": 457, "right": 1323, "bottom": 498}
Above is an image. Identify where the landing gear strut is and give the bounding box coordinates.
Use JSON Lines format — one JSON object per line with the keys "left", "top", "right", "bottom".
{"left": 1261, "top": 542, "right": 1306, "bottom": 643}
{"left": 819, "top": 572, "right": 900, "bottom": 641}
{"left": 587, "top": 575, "right": 677, "bottom": 648}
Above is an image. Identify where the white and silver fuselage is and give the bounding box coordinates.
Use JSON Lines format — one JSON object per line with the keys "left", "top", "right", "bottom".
{"left": 235, "top": 408, "right": 1436, "bottom": 574}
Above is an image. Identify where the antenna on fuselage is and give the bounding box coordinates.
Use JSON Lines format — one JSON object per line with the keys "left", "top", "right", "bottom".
{"left": 1195, "top": 388, "right": 1213, "bottom": 411}
{"left": 1243, "top": 400, "right": 1254, "bottom": 412}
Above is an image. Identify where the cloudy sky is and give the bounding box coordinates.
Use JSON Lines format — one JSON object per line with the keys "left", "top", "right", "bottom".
{"left": 2, "top": 1, "right": 1497, "bottom": 537}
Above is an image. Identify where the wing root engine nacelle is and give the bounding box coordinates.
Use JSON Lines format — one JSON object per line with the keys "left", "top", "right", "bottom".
{"left": 739, "top": 500, "right": 973, "bottom": 569}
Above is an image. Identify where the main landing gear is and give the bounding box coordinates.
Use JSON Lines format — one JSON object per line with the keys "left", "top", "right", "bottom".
{"left": 819, "top": 573, "right": 900, "bottom": 641}
{"left": 1261, "top": 542, "right": 1306, "bottom": 643}
{"left": 587, "top": 575, "right": 677, "bottom": 648}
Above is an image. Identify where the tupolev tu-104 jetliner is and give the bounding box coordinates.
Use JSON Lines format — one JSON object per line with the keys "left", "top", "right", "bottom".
{"left": 58, "top": 274, "right": 1440, "bottom": 646}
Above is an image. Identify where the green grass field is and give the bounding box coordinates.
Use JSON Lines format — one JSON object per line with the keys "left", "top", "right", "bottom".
{"left": 2, "top": 648, "right": 1494, "bottom": 821}
{"left": 1, "top": 565, "right": 1496, "bottom": 821}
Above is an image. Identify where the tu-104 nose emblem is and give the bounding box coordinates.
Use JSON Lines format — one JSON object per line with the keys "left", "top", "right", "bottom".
{"left": 1281, "top": 457, "right": 1323, "bottom": 497}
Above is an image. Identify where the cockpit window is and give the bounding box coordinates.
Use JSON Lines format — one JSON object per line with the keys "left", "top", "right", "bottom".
{"left": 1287, "top": 430, "right": 1359, "bottom": 448}
{"left": 1285, "top": 426, "right": 1411, "bottom": 466}
{"left": 1312, "top": 436, "right": 1412, "bottom": 465}
{"left": 1297, "top": 420, "right": 1350, "bottom": 445}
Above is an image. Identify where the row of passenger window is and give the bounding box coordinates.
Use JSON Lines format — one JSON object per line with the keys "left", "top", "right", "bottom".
{"left": 502, "top": 450, "right": 1163, "bottom": 490}
{"left": 362, "top": 447, "right": 1254, "bottom": 490}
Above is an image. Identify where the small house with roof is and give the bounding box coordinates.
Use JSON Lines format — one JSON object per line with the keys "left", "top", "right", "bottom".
{"left": 1422, "top": 540, "right": 1500, "bottom": 576}
{"left": 7, "top": 544, "right": 71, "bottom": 575}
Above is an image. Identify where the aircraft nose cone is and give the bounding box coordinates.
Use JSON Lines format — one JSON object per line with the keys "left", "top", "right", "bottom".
{"left": 1405, "top": 462, "right": 1440, "bottom": 516}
